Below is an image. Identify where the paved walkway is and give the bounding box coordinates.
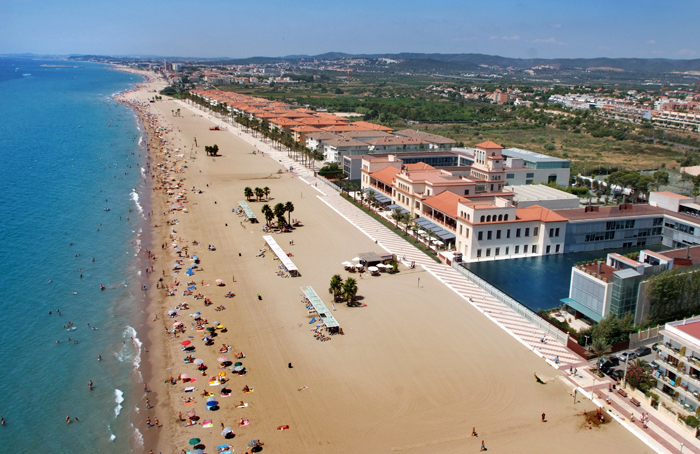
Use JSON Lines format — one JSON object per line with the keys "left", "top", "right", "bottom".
{"left": 180, "top": 100, "right": 700, "bottom": 453}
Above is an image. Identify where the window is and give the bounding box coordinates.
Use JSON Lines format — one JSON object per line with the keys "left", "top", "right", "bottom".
{"left": 504, "top": 214, "right": 509, "bottom": 221}
{"left": 532, "top": 245, "right": 537, "bottom": 254}
{"left": 486, "top": 248, "right": 491, "bottom": 257}
{"left": 487, "top": 215, "right": 491, "bottom": 222}
{"left": 533, "top": 227, "right": 539, "bottom": 236}
{"left": 524, "top": 245, "right": 529, "bottom": 253}
{"left": 478, "top": 231, "right": 483, "bottom": 241}
{"left": 466, "top": 228, "right": 470, "bottom": 238}
{"left": 464, "top": 189, "right": 470, "bottom": 195}
{"left": 555, "top": 244, "right": 560, "bottom": 253}
{"left": 653, "top": 218, "right": 663, "bottom": 226}
{"left": 526, "top": 180, "right": 533, "bottom": 185}
{"left": 526, "top": 172, "right": 534, "bottom": 178}
{"left": 555, "top": 228, "right": 560, "bottom": 237}
{"left": 495, "top": 247, "right": 500, "bottom": 256}
{"left": 506, "top": 229, "right": 511, "bottom": 239}
{"left": 480, "top": 215, "right": 485, "bottom": 222}
{"left": 546, "top": 245, "right": 551, "bottom": 254}
{"left": 506, "top": 173, "right": 514, "bottom": 179}
{"left": 525, "top": 228, "right": 530, "bottom": 237}
{"left": 496, "top": 230, "right": 501, "bottom": 239}
{"left": 549, "top": 228, "right": 554, "bottom": 237}
{"left": 505, "top": 247, "right": 509, "bottom": 255}
{"left": 477, "top": 249, "right": 482, "bottom": 258}
{"left": 487, "top": 231, "right": 492, "bottom": 240}
{"left": 459, "top": 225, "right": 463, "bottom": 235}
{"left": 490, "top": 184, "right": 494, "bottom": 191}
{"left": 498, "top": 214, "right": 503, "bottom": 221}
{"left": 515, "top": 245, "right": 520, "bottom": 254}
{"left": 516, "top": 228, "right": 521, "bottom": 238}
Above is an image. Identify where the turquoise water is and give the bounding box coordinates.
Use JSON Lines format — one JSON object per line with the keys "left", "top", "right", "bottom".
{"left": 0, "top": 58, "right": 147, "bottom": 452}
{"left": 463, "top": 245, "right": 667, "bottom": 312}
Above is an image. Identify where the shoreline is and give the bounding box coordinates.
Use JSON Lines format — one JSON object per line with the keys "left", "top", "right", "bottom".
{"left": 113, "top": 68, "right": 170, "bottom": 453}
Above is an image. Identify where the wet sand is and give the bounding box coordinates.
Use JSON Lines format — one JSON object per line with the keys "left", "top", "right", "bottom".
{"left": 119, "top": 73, "right": 653, "bottom": 454}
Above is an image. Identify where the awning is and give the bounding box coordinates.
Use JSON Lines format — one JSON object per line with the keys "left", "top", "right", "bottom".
{"left": 413, "top": 217, "right": 456, "bottom": 241}
{"left": 262, "top": 235, "right": 298, "bottom": 274}
{"left": 302, "top": 286, "right": 339, "bottom": 328}
{"left": 363, "top": 188, "right": 391, "bottom": 204}
{"left": 386, "top": 204, "right": 409, "bottom": 214}
{"left": 560, "top": 298, "right": 603, "bottom": 322}
{"left": 238, "top": 201, "right": 257, "bottom": 220}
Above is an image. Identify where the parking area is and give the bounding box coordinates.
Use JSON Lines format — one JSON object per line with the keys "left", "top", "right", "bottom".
{"left": 598, "top": 344, "right": 658, "bottom": 382}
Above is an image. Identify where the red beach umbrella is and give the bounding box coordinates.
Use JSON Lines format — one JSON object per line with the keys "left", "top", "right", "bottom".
{"left": 181, "top": 340, "right": 191, "bottom": 346}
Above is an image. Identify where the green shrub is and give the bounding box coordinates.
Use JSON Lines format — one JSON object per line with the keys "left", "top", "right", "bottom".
{"left": 544, "top": 143, "right": 556, "bottom": 151}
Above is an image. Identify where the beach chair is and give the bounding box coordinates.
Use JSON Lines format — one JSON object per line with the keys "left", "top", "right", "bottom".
{"left": 309, "top": 317, "right": 316, "bottom": 324}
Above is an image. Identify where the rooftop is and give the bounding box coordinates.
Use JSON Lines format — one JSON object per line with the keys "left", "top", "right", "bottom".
{"left": 661, "top": 245, "right": 700, "bottom": 268}
{"left": 554, "top": 204, "right": 667, "bottom": 221}
{"left": 577, "top": 261, "right": 617, "bottom": 283}
{"left": 475, "top": 140, "right": 503, "bottom": 149}
{"left": 655, "top": 191, "right": 694, "bottom": 200}
{"left": 502, "top": 147, "right": 569, "bottom": 163}
{"left": 394, "top": 129, "right": 456, "bottom": 144}
{"left": 510, "top": 185, "right": 580, "bottom": 203}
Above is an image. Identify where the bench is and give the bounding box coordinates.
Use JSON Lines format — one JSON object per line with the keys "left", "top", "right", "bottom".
{"left": 630, "top": 398, "right": 641, "bottom": 407}
{"left": 617, "top": 388, "right": 628, "bottom": 398}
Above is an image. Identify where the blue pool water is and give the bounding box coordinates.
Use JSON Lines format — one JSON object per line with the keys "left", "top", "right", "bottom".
{"left": 0, "top": 58, "right": 148, "bottom": 452}
{"left": 463, "top": 245, "right": 668, "bottom": 312}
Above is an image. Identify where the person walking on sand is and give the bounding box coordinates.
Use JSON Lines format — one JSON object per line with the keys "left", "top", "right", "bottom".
{"left": 480, "top": 440, "right": 486, "bottom": 451}
{"left": 154, "top": 417, "right": 159, "bottom": 427}
{"left": 541, "top": 412, "right": 546, "bottom": 422}
{"left": 472, "top": 426, "right": 477, "bottom": 437}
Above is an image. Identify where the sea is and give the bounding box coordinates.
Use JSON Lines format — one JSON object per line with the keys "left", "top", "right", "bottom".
{"left": 0, "top": 58, "right": 149, "bottom": 452}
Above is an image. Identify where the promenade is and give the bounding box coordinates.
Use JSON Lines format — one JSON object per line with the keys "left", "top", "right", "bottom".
{"left": 179, "top": 99, "right": 699, "bottom": 453}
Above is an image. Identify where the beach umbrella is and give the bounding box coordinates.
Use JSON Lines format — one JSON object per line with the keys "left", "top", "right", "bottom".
{"left": 181, "top": 340, "right": 191, "bottom": 346}
{"left": 233, "top": 365, "right": 244, "bottom": 372}
{"left": 173, "top": 322, "right": 183, "bottom": 327}
{"left": 434, "top": 240, "right": 444, "bottom": 245}
{"left": 216, "top": 324, "right": 225, "bottom": 329}
{"left": 368, "top": 266, "right": 379, "bottom": 272}
{"left": 351, "top": 257, "right": 361, "bottom": 262}
{"left": 194, "top": 358, "right": 204, "bottom": 365}
{"left": 189, "top": 438, "right": 201, "bottom": 445}
{"left": 206, "top": 327, "right": 216, "bottom": 332}
{"left": 168, "top": 310, "right": 177, "bottom": 315}
{"left": 216, "top": 279, "right": 224, "bottom": 284}
{"left": 218, "top": 356, "right": 230, "bottom": 363}
{"left": 187, "top": 410, "right": 197, "bottom": 417}
{"left": 207, "top": 396, "right": 217, "bottom": 402}
{"left": 192, "top": 450, "right": 204, "bottom": 454}
{"left": 341, "top": 261, "right": 352, "bottom": 266}
{"left": 186, "top": 269, "right": 194, "bottom": 276}
{"left": 181, "top": 374, "right": 190, "bottom": 379}
{"left": 222, "top": 427, "right": 232, "bottom": 435}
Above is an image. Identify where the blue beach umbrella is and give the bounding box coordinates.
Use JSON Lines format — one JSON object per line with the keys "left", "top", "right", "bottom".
{"left": 186, "top": 269, "right": 194, "bottom": 276}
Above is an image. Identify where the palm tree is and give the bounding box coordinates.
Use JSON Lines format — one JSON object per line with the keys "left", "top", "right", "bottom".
{"left": 261, "top": 204, "right": 273, "bottom": 226}
{"left": 367, "top": 189, "right": 377, "bottom": 208}
{"left": 424, "top": 228, "right": 437, "bottom": 247}
{"left": 273, "top": 202, "right": 286, "bottom": 218}
{"left": 244, "top": 187, "right": 253, "bottom": 201}
{"left": 391, "top": 207, "right": 404, "bottom": 228}
{"left": 263, "top": 186, "right": 271, "bottom": 200}
{"left": 329, "top": 274, "right": 344, "bottom": 301}
{"left": 254, "top": 187, "right": 265, "bottom": 201}
{"left": 589, "top": 338, "right": 612, "bottom": 369}
{"left": 342, "top": 278, "right": 358, "bottom": 304}
{"left": 276, "top": 214, "right": 287, "bottom": 227}
{"left": 284, "top": 201, "right": 295, "bottom": 225}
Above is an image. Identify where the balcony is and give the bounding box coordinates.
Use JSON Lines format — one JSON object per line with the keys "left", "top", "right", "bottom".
{"left": 420, "top": 212, "right": 457, "bottom": 232}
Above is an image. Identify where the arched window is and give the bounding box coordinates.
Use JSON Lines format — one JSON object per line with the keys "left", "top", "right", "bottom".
{"left": 498, "top": 214, "right": 503, "bottom": 221}
{"left": 504, "top": 214, "right": 509, "bottom": 221}
{"left": 486, "top": 215, "right": 491, "bottom": 222}
{"left": 480, "top": 215, "right": 485, "bottom": 223}
{"left": 467, "top": 214, "right": 471, "bottom": 221}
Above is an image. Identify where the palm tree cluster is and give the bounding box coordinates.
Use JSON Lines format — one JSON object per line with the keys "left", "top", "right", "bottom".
{"left": 328, "top": 274, "right": 358, "bottom": 304}
{"left": 243, "top": 186, "right": 271, "bottom": 202}
{"left": 261, "top": 201, "right": 295, "bottom": 227}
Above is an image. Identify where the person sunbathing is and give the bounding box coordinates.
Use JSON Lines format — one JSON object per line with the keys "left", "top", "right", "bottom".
{"left": 242, "top": 385, "right": 250, "bottom": 392}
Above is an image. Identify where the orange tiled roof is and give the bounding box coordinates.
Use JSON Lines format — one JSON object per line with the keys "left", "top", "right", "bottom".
{"left": 516, "top": 205, "right": 568, "bottom": 222}
{"left": 475, "top": 140, "right": 503, "bottom": 149}
{"left": 369, "top": 166, "right": 401, "bottom": 186}
{"left": 423, "top": 191, "right": 467, "bottom": 218}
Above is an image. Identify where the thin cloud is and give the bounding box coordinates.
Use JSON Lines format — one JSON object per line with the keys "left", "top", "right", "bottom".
{"left": 502, "top": 35, "right": 520, "bottom": 41}
{"left": 489, "top": 35, "right": 498, "bottom": 40}
{"left": 679, "top": 48, "right": 697, "bottom": 56}
{"left": 532, "top": 37, "right": 565, "bottom": 45}
{"left": 647, "top": 40, "right": 656, "bottom": 45}
{"left": 598, "top": 46, "right": 611, "bottom": 50}
{"left": 552, "top": 24, "right": 561, "bottom": 28}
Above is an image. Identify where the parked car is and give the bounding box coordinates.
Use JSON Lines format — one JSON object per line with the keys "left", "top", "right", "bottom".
{"left": 649, "top": 360, "right": 659, "bottom": 369}
{"left": 634, "top": 346, "right": 652, "bottom": 357}
{"left": 618, "top": 351, "right": 637, "bottom": 362}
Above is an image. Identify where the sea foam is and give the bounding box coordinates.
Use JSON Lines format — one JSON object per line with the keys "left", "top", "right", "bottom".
{"left": 114, "top": 389, "right": 124, "bottom": 418}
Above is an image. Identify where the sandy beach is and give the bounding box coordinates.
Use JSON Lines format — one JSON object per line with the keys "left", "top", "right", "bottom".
{"left": 117, "top": 72, "right": 653, "bottom": 454}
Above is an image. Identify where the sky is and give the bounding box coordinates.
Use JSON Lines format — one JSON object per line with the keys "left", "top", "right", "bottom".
{"left": 2, "top": 0, "right": 699, "bottom": 60}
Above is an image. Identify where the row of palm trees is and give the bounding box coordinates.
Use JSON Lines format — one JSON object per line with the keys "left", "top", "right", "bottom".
{"left": 243, "top": 186, "right": 270, "bottom": 202}
{"left": 261, "top": 202, "right": 295, "bottom": 227}
{"left": 328, "top": 274, "right": 358, "bottom": 304}
{"left": 185, "top": 93, "right": 325, "bottom": 171}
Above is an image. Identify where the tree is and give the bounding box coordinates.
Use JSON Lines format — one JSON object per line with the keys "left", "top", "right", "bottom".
{"left": 204, "top": 144, "right": 219, "bottom": 156}
{"left": 607, "top": 170, "right": 655, "bottom": 202}
{"left": 244, "top": 187, "right": 254, "bottom": 201}
{"left": 588, "top": 338, "right": 612, "bottom": 367}
{"left": 653, "top": 169, "right": 669, "bottom": 189}
{"left": 391, "top": 208, "right": 405, "bottom": 228}
{"left": 273, "top": 202, "right": 286, "bottom": 218}
{"left": 284, "top": 201, "right": 295, "bottom": 225}
{"left": 329, "top": 274, "right": 344, "bottom": 301}
{"left": 254, "top": 187, "right": 265, "bottom": 201}
{"left": 263, "top": 186, "right": 271, "bottom": 200}
{"left": 261, "top": 204, "right": 273, "bottom": 226}
{"left": 342, "top": 277, "right": 358, "bottom": 304}
{"left": 626, "top": 360, "right": 655, "bottom": 391}
{"left": 367, "top": 189, "right": 377, "bottom": 207}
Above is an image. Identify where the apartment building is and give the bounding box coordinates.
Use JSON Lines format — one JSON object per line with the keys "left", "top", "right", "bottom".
{"left": 656, "top": 317, "right": 700, "bottom": 414}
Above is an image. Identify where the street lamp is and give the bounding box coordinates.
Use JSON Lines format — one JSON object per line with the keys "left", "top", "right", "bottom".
{"left": 584, "top": 335, "right": 590, "bottom": 349}
{"left": 622, "top": 354, "right": 630, "bottom": 388}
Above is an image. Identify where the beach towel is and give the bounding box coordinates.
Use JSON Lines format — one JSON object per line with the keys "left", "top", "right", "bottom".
{"left": 238, "top": 420, "right": 250, "bottom": 427}
{"left": 221, "top": 393, "right": 231, "bottom": 397}
{"left": 236, "top": 403, "right": 248, "bottom": 408}
{"left": 185, "top": 387, "right": 195, "bottom": 392}
{"left": 203, "top": 420, "right": 213, "bottom": 428}
{"left": 277, "top": 425, "right": 290, "bottom": 430}
{"left": 184, "top": 401, "right": 196, "bottom": 405}
{"left": 209, "top": 380, "right": 221, "bottom": 386}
